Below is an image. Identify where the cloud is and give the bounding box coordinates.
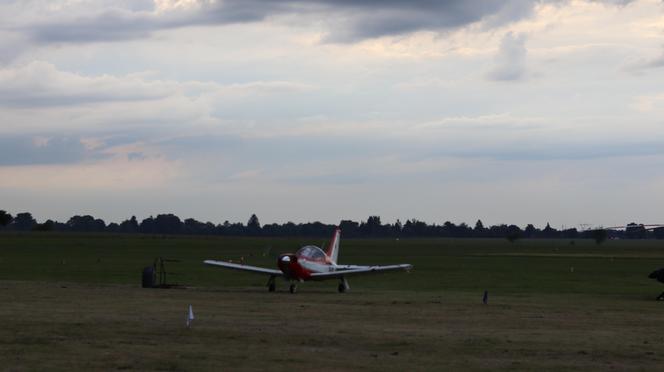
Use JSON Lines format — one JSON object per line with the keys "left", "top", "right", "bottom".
{"left": 0, "top": 61, "right": 313, "bottom": 138}
{"left": 644, "top": 54, "right": 664, "bottom": 69}
{"left": 591, "top": 0, "right": 638, "bottom": 5}
{"left": 487, "top": 31, "right": 528, "bottom": 81}
{"left": 0, "top": 61, "right": 180, "bottom": 107}
{"left": 18, "top": 1, "right": 285, "bottom": 44}
{"left": 8, "top": 0, "right": 650, "bottom": 60}
{"left": 0, "top": 61, "right": 313, "bottom": 109}
{"left": 16, "top": 0, "right": 554, "bottom": 44}
{"left": 315, "top": 0, "right": 540, "bottom": 42}
{"left": 0, "top": 32, "right": 28, "bottom": 64}
{"left": 0, "top": 61, "right": 319, "bottom": 168}
{"left": 3, "top": 0, "right": 664, "bottom": 228}
{"left": 0, "top": 155, "right": 181, "bottom": 190}
{"left": 0, "top": 135, "right": 106, "bottom": 166}
{"left": 625, "top": 46, "right": 664, "bottom": 72}
{"left": 631, "top": 93, "right": 664, "bottom": 112}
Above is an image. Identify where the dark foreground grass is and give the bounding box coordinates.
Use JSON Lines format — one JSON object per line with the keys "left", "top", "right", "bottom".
{"left": 1, "top": 233, "right": 664, "bottom": 370}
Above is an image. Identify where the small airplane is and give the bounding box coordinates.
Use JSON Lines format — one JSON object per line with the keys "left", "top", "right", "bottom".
{"left": 204, "top": 227, "right": 412, "bottom": 293}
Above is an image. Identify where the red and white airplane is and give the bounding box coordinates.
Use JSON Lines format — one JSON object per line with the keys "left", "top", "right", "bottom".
{"left": 204, "top": 227, "right": 412, "bottom": 293}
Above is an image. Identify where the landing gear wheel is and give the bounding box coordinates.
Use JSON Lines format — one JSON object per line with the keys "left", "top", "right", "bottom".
{"left": 289, "top": 284, "right": 297, "bottom": 294}
{"left": 338, "top": 277, "right": 349, "bottom": 293}
{"left": 266, "top": 275, "right": 276, "bottom": 292}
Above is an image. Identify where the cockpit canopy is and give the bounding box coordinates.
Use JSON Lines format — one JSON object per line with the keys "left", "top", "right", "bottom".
{"left": 296, "top": 245, "right": 327, "bottom": 261}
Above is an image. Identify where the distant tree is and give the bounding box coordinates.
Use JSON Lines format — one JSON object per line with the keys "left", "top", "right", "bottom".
{"left": 456, "top": 222, "right": 472, "bottom": 238}
{"left": 360, "top": 216, "right": 382, "bottom": 236}
{"left": 247, "top": 214, "right": 261, "bottom": 236}
{"left": 541, "top": 223, "right": 558, "bottom": 238}
{"left": 152, "top": 214, "right": 183, "bottom": 234}
{"left": 339, "top": 220, "right": 360, "bottom": 238}
{"left": 474, "top": 219, "right": 485, "bottom": 231}
{"left": 119, "top": 216, "right": 139, "bottom": 233}
{"left": 488, "top": 224, "right": 507, "bottom": 238}
{"left": 0, "top": 209, "right": 630, "bottom": 241}
{"left": 524, "top": 224, "right": 536, "bottom": 238}
{"left": 0, "top": 210, "right": 13, "bottom": 227}
{"left": 300, "top": 221, "right": 331, "bottom": 236}
{"left": 278, "top": 221, "right": 299, "bottom": 237}
{"left": 139, "top": 216, "right": 156, "bottom": 233}
{"left": 402, "top": 219, "right": 427, "bottom": 237}
{"left": 561, "top": 228, "right": 579, "bottom": 239}
{"left": 204, "top": 222, "right": 217, "bottom": 235}
{"left": 11, "top": 212, "right": 37, "bottom": 231}
{"left": 441, "top": 221, "right": 456, "bottom": 237}
{"left": 625, "top": 223, "right": 646, "bottom": 239}
{"left": 222, "top": 221, "right": 246, "bottom": 236}
{"left": 67, "top": 215, "right": 106, "bottom": 232}
{"left": 392, "top": 219, "right": 403, "bottom": 237}
{"left": 184, "top": 218, "right": 210, "bottom": 235}
{"left": 474, "top": 219, "right": 484, "bottom": 230}
{"left": 505, "top": 225, "right": 522, "bottom": 243}
{"left": 261, "top": 223, "right": 281, "bottom": 236}
{"left": 591, "top": 229, "right": 608, "bottom": 245}
{"left": 653, "top": 227, "right": 664, "bottom": 240}
{"left": 216, "top": 220, "right": 229, "bottom": 235}
{"left": 33, "top": 220, "right": 55, "bottom": 232}
{"left": 471, "top": 219, "right": 484, "bottom": 238}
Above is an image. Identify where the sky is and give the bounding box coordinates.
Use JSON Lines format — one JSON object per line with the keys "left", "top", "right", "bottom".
{"left": 1, "top": 0, "right": 663, "bottom": 228}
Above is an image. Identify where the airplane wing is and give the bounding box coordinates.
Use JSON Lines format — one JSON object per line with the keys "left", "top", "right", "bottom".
{"left": 309, "top": 264, "right": 413, "bottom": 279}
{"left": 203, "top": 260, "right": 284, "bottom": 276}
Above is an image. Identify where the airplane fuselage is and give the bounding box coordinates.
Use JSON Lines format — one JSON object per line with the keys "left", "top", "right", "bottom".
{"left": 277, "top": 245, "right": 334, "bottom": 281}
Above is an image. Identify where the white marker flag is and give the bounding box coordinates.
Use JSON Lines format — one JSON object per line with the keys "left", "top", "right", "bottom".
{"left": 186, "top": 304, "right": 195, "bottom": 328}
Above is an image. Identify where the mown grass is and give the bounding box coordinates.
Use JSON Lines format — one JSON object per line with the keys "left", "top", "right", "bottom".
{"left": 1, "top": 232, "right": 662, "bottom": 295}
{"left": 1, "top": 232, "right": 663, "bottom": 370}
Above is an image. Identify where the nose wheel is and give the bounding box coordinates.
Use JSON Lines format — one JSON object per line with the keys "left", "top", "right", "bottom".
{"left": 289, "top": 283, "right": 297, "bottom": 294}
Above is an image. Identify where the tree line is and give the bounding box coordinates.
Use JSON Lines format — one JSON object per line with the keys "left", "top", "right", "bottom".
{"left": 0, "top": 210, "right": 662, "bottom": 241}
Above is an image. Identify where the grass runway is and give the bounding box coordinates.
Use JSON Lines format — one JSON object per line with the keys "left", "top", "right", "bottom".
{"left": 1, "top": 233, "right": 664, "bottom": 370}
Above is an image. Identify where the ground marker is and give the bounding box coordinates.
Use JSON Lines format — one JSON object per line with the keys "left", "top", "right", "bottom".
{"left": 186, "top": 304, "right": 195, "bottom": 328}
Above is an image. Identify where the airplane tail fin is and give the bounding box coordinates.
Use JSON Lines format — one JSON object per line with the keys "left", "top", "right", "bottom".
{"left": 325, "top": 227, "right": 341, "bottom": 264}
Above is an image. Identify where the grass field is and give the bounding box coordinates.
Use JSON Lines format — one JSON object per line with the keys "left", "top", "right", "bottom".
{"left": 1, "top": 232, "right": 664, "bottom": 370}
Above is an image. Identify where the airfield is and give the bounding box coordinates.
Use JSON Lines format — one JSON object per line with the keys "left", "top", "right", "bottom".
{"left": 1, "top": 233, "right": 663, "bottom": 371}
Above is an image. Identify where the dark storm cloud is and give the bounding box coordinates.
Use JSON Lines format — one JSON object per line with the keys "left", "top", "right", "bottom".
{"left": 303, "top": 0, "right": 532, "bottom": 42}
{"left": 22, "top": 0, "right": 550, "bottom": 44}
